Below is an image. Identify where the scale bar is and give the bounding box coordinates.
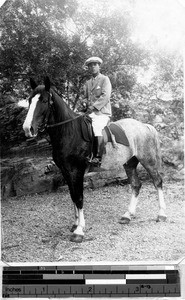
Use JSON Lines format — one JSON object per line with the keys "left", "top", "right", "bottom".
{"left": 3, "top": 283, "right": 180, "bottom": 297}
{"left": 43, "top": 274, "right": 83, "bottom": 279}
{"left": 86, "top": 279, "right": 126, "bottom": 285}
{"left": 2, "top": 262, "right": 181, "bottom": 298}
{"left": 126, "top": 274, "right": 166, "bottom": 279}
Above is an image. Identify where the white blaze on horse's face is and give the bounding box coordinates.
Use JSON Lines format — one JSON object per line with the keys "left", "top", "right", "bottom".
{"left": 23, "top": 94, "right": 40, "bottom": 137}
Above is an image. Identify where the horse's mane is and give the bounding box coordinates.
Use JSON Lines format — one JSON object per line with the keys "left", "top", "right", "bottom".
{"left": 51, "top": 88, "right": 77, "bottom": 120}
{"left": 50, "top": 87, "right": 80, "bottom": 138}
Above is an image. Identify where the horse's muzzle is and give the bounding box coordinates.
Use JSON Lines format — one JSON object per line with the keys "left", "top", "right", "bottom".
{"left": 23, "top": 124, "right": 37, "bottom": 138}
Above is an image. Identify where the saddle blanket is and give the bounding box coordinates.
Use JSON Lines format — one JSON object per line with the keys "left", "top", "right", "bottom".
{"left": 105, "top": 123, "right": 129, "bottom": 147}
{"left": 80, "top": 115, "right": 129, "bottom": 147}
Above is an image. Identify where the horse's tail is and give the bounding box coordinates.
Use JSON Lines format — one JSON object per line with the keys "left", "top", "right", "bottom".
{"left": 146, "top": 124, "right": 162, "bottom": 169}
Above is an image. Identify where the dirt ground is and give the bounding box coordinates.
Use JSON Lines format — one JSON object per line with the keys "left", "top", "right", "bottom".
{"left": 1, "top": 174, "right": 185, "bottom": 263}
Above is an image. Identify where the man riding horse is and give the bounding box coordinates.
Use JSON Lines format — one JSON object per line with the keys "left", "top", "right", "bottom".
{"left": 22, "top": 74, "right": 167, "bottom": 243}
{"left": 82, "top": 57, "right": 112, "bottom": 166}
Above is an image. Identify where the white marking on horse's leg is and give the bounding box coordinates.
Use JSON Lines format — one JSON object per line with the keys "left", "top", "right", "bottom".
{"left": 74, "top": 209, "right": 85, "bottom": 236}
{"left": 157, "top": 188, "right": 166, "bottom": 218}
{"left": 128, "top": 193, "right": 138, "bottom": 217}
{"left": 23, "top": 94, "right": 40, "bottom": 137}
{"left": 123, "top": 193, "right": 138, "bottom": 221}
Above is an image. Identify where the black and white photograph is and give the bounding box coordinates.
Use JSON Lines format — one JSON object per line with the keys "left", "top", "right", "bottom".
{"left": 1, "top": 0, "right": 184, "bottom": 268}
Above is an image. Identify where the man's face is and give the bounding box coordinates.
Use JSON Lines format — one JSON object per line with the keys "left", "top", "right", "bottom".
{"left": 88, "top": 62, "right": 100, "bottom": 76}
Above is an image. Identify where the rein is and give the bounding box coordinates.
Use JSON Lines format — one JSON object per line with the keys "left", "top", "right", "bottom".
{"left": 46, "top": 115, "right": 81, "bottom": 128}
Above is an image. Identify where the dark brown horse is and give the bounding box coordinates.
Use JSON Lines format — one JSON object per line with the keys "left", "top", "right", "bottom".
{"left": 23, "top": 77, "right": 166, "bottom": 243}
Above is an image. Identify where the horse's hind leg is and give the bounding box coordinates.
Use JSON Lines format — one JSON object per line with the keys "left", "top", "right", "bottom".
{"left": 119, "top": 156, "right": 142, "bottom": 224}
{"left": 140, "top": 159, "right": 167, "bottom": 222}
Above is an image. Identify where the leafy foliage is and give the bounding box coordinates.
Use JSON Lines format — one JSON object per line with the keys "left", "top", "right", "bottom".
{"left": 0, "top": 0, "right": 183, "bottom": 167}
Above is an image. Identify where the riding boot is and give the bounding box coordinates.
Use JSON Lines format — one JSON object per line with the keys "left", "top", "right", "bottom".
{"left": 91, "top": 136, "right": 104, "bottom": 166}
{"left": 96, "top": 136, "right": 104, "bottom": 159}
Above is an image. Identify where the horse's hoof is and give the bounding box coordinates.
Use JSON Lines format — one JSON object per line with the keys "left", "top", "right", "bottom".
{"left": 156, "top": 215, "right": 167, "bottom": 222}
{"left": 119, "top": 217, "right": 131, "bottom": 224}
{"left": 70, "top": 234, "right": 84, "bottom": 243}
{"left": 70, "top": 225, "right": 77, "bottom": 232}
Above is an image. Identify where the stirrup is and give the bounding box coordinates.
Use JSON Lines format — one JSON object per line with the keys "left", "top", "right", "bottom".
{"left": 86, "top": 154, "right": 93, "bottom": 163}
{"left": 90, "top": 156, "right": 102, "bottom": 167}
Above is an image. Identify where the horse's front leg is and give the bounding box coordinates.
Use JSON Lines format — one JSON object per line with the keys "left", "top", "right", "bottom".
{"left": 71, "top": 204, "right": 85, "bottom": 238}
{"left": 70, "top": 204, "right": 79, "bottom": 232}
{"left": 67, "top": 169, "right": 86, "bottom": 243}
{"left": 71, "top": 205, "right": 85, "bottom": 243}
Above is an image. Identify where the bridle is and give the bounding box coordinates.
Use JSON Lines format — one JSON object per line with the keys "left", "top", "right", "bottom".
{"left": 39, "top": 90, "right": 81, "bottom": 132}
{"left": 36, "top": 89, "right": 93, "bottom": 153}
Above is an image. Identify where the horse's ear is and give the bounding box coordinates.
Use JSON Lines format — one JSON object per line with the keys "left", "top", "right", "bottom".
{"left": 44, "top": 76, "right": 50, "bottom": 91}
{"left": 30, "top": 78, "right": 37, "bottom": 90}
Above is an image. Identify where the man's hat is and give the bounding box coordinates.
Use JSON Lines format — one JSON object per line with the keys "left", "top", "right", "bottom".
{"left": 85, "top": 57, "right": 103, "bottom": 66}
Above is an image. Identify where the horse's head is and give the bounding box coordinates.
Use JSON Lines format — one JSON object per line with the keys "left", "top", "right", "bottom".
{"left": 23, "top": 77, "right": 52, "bottom": 138}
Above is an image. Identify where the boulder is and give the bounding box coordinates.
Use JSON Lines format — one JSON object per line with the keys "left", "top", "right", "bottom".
{"left": 1, "top": 155, "right": 127, "bottom": 199}
{"left": 1, "top": 157, "right": 64, "bottom": 199}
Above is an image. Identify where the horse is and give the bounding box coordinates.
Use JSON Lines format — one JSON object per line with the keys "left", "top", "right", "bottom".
{"left": 23, "top": 76, "right": 167, "bottom": 243}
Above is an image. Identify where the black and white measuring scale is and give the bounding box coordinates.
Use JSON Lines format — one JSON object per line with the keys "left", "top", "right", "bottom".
{"left": 2, "top": 260, "right": 184, "bottom": 298}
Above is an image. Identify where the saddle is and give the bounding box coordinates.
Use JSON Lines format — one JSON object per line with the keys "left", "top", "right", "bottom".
{"left": 80, "top": 115, "right": 129, "bottom": 147}
{"left": 80, "top": 115, "right": 94, "bottom": 142}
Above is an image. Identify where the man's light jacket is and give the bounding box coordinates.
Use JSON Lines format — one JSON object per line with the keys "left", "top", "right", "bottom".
{"left": 83, "top": 73, "right": 112, "bottom": 116}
